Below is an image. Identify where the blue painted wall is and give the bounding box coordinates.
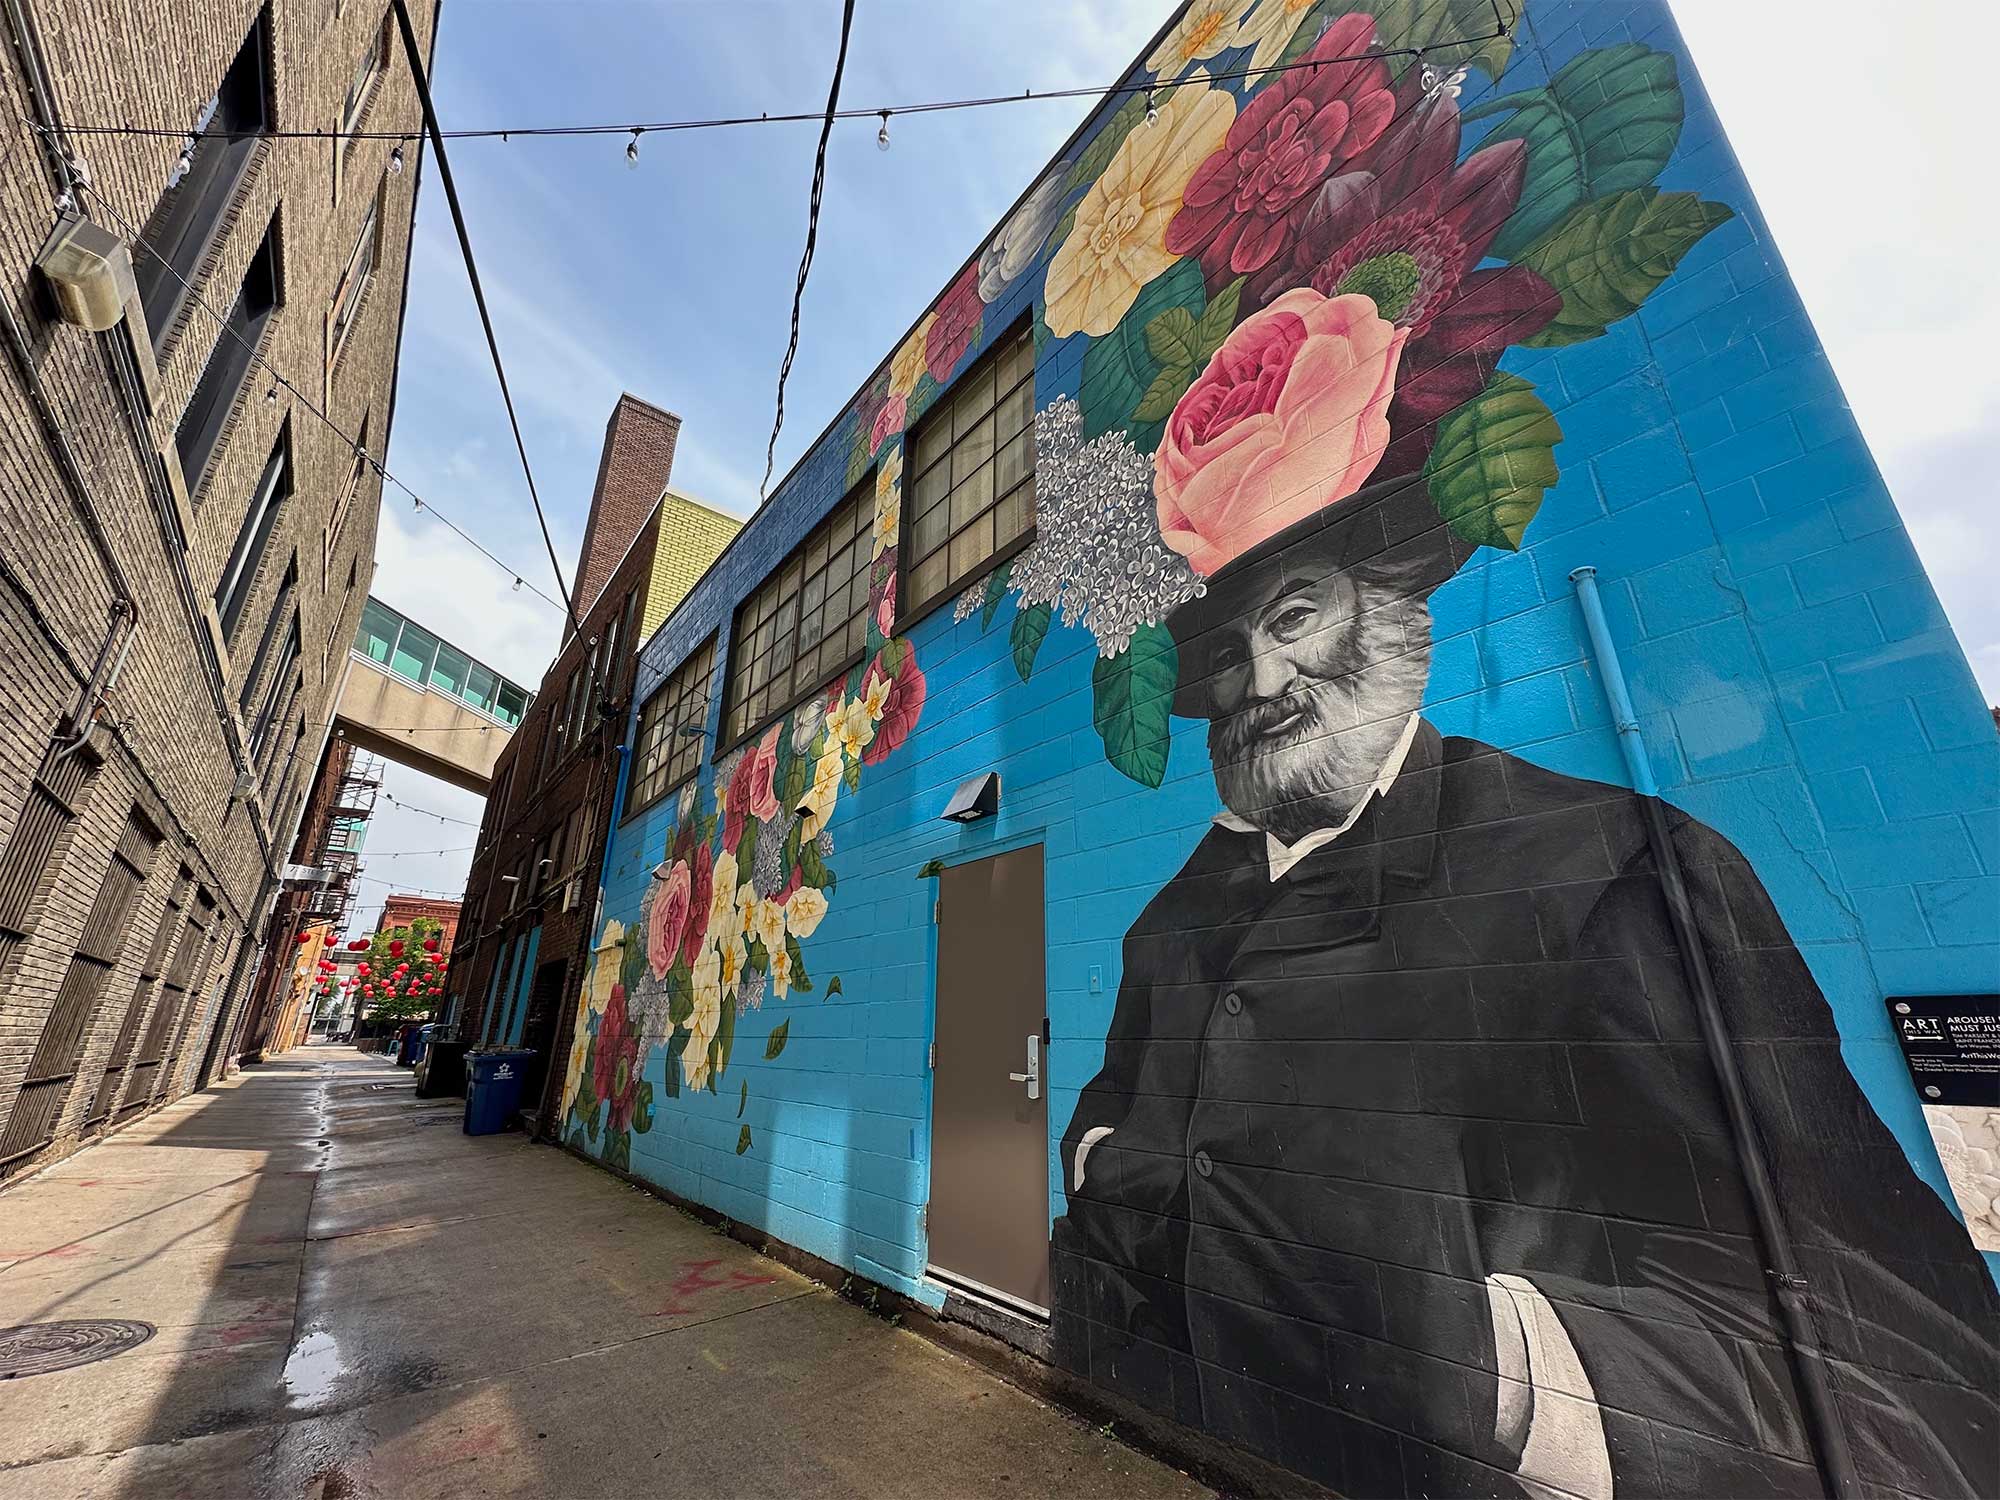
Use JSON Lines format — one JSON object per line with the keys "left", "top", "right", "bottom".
{"left": 557, "top": 1, "right": 1996, "bottom": 1488}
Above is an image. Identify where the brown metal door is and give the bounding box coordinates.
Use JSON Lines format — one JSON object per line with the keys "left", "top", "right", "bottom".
{"left": 928, "top": 844, "right": 1049, "bottom": 1314}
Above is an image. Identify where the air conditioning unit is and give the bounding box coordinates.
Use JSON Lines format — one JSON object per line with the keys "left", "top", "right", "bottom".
{"left": 35, "top": 215, "right": 138, "bottom": 333}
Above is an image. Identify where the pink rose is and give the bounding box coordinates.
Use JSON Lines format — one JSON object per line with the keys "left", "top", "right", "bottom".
{"left": 926, "top": 264, "right": 984, "bottom": 384}
{"left": 648, "top": 861, "right": 690, "bottom": 979}
{"left": 869, "top": 392, "right": 907, "bottom": 455}
{"left": 1156, "top": 289, "right": 1408, "bottom": 578}
{"left": 874, "top": 578, "right": 896, "bottom": 638}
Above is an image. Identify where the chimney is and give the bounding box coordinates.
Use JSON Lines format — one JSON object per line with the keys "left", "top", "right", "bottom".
{"left": 572, "top": 394, "right": 681, "bottom": 623}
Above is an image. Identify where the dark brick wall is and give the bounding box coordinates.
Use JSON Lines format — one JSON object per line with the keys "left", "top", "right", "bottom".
{"left": 572, "top": 394, "right": 681, "bottom": 621}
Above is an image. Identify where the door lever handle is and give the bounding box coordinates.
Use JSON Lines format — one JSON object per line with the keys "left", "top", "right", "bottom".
{"left": 1007, "top": 1033, "right": 1040, "bottom": 1100}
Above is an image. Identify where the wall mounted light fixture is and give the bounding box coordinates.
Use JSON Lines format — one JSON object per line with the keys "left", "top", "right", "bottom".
{"left": 941, "top": 772, "right": 999, "bottom": 824}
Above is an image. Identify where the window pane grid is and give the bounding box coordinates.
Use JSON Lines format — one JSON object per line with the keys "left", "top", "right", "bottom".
{"left": 723, "top": 479, "right": 872, "bottom": 745}
{"left": 631, "top": 638, "right": 714, "bottom": 814}
{"left": 902, "top": 323, "right": 1034, "bottom": 613}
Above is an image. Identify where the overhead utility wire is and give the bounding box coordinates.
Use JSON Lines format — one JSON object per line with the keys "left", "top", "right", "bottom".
{"left": 68, "top": 178, "right": 569, "bottom": 616}
{"left": 39, "top": 16, "right": 1512, "bottom": 145}
{"left": 762, "top": 0, "right": 857, "bottom": 500}
{"left": 389, "top": 0, "right": 578, "bottom": 638}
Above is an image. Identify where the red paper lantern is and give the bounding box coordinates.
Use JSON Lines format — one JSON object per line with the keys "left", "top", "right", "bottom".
{"left": 423, "top": 936, "right": 440, "bottom": 953}
{"left": 357, "top": 963, "right": 370, "bottom": 976}
{"left": 388, "top": 940, "right": 404, "bottom": 957}
{"left": 348, "top": 939, "right": 368, "bottom": 951}
{"left": 296, "top": 931, "right": 313, "bottom": 945}
{"left": 362, "top": 986, "right": 375, "bottom": 997}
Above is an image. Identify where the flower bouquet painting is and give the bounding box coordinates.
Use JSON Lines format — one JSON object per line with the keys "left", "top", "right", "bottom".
{"left": 967, "top": 0, "right": 1731, "bottom": 788}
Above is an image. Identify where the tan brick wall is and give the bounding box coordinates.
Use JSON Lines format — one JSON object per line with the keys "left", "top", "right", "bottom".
{"left": 0, "top": 0, "right": 435, "bottom": 1180}
{"left": 642, "top": 488, "right": 738, "bottom": 643}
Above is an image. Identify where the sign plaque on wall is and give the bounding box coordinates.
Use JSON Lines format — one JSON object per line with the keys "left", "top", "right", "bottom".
{"left": 1888, "top": 994, "right": 2000, "bottom": 1252}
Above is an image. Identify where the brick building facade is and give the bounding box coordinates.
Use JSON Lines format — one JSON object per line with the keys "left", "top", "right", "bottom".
{"left": 378, "top": 892, "right": 460, "bottom": 952}
{"left": 449, "top": 393, "right": 736, "bottom": 1127}
{"left": 0, "top": 0, "right": 433, "bottom": 1178}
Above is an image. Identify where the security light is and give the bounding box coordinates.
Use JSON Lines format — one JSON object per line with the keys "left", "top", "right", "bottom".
{"left": 942, "top": 772, "right": 1000, "bottom": 824}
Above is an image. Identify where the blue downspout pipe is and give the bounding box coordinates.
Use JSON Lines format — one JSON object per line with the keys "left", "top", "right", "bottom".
{"left": 1569, "top": 566, "right": 1860, "bottom": 1498}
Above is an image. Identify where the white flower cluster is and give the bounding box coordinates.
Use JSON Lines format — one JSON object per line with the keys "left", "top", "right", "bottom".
{"left": 1009, "top": 396, "right": 1204, "bottom": 657}
{"left": 952, "top": 582, "right": 984, "bottom": 624}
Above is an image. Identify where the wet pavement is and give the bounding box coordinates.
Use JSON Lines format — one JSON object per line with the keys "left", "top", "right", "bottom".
{"left": 0, "top": 1045, "right": 1208, "bottom": 1499}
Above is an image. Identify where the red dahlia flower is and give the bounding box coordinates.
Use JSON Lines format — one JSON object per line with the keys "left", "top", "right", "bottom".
{"left": 1164, "top": 13, "right": 1395, "bottom": 288}
{"left": 1251, "top": 76, "right": 1562, "bottom": 479}
{"left": 593, "top": 983, "right": 641, "bottom": 1131}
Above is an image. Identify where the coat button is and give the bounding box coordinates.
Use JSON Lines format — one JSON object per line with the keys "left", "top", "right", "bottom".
{"left": 1193, "top": 1150, "right": 1213, "bottom": 1178}
{"left": 1222, "top": 991, "right": 1243, "bottom": 1015}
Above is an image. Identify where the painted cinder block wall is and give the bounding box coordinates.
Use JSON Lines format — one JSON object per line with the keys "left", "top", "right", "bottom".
{"left": 563, "top": 1, "right": 1997, "bottom": 1494}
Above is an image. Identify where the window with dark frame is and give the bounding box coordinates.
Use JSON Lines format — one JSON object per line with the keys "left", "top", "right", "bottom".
{"left": 134, "top": 7, "right": 270, "bottom": 352}
{"left": 175, "top": 215, "right": 282, "bottom": 497}
{"left": 901, "top": 321, "right": 1036, "bottom": 616}
{"left": 235, "top": 553, "right": 298, "bottom": 710}
{"left": 325, "top": 412, "right": 369, "bottom": 583}
{"left": 337, "top": 13, "right": 389, "bottom": 142}
{"left": 326, "top": 185, "right": 380, "bottom": 375}
{"left": 723, "top": 479, "right": 871, "bottom": 746}
{"left": 629, "top": 636, "right": 714, "bottom": 815}
{"left": 215, "top": 425, "right": 291, "bottom": 644}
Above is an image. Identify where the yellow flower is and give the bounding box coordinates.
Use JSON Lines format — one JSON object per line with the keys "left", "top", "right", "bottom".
{"left": 564, "top": 917, "right": 623, "bottom": 1114}
{"left": 1044, "top": 76, "right": 1234, "bottom": 338}
{"left": 753, "top": 897, "right": 787, "bottom": 956}
{"left": 1147, "top": 0, "right": 1242, "bottom": 77}
{"left": 872, "top": 446, "right": 904, "bottom": 560}
{"left": 716, "top": 931, "right": 746, "bottom": 997}
{"left": 828, "top": 692, "right": 876, "bottom": 761}
{"left": 686, "top": 947, "right": 722, "bottom": 1092}
{"left": 889, "top": 314, "right": 935, "bottom": 397}
{"left": 1227, "top": 0, "right": 1320, "bottom": 72}
{"left": 709, "top": 850, "right": 740, "bottom": 936}
{"left": 799, "top": 748, "right": 844, "bottom": 840}
{"left": 862, "top": 666, "right": 893, "bottom": 723}
{"left": 785, "top": 884, "right": 829, "bottom": 939}
{"left": 735, "top": 880, "right": 759, "bottom": 940}
{"left": 768, "top": 942, "right": 793, "bottom": 1000}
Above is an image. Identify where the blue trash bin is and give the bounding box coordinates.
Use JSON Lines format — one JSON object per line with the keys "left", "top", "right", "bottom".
{"left": 463, "top": 1049, "right": 535, "bottom": 1135}
{"left": 409, "top": 1024, "right": 434, "bottom": 1069}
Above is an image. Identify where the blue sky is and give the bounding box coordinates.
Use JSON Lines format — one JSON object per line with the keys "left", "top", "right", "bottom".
{"left": 349, "top": 0, "right": 2000, "bottom": 932}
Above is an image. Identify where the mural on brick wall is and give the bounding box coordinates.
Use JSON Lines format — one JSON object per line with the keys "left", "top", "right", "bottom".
{"left": 559, "top": 363, "right": 931, "bottom": 1172}
{"left": 568, "top": 1, "right": 1998, "bottom": 1495}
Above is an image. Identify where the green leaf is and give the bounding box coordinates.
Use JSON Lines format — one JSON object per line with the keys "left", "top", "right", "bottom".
{"left": 666, "top": 964, "right": 693, "bottom": 1027}
{"left": 736, "top": 1124, "right": 753, "bottom": 1156}
{"left": 1463, "top": 43, "right": 1684, "bottom": 260}
{"left": 1193, "top": 277, "right": 1243, "bottom": 361}
{"left": 842, "top": 757, "right": 862, "bottom": 793}
{"left": 1010, "top": 601, "right": 1053, "bottom": 682}
{"left": 746, "top": 937, "right": 768, "bottom": 972}
{"left": 785, "top": 932, "right": 814, "bottom": 993}
{"left": 1144, "top": 306, "right": 1198, "bottom": 369}
{"left": 618, "top": 931, "right": 645, "bottom": 995}
{"left": 605, "top": 1129, "right": 631, "bottom": 1173}
{"left": 1423, "top": 373, "right": 1564, "bottom": 552}
{"left": 737, "top": 1079, "right": 748, "bottom": 1117}
{"left": 1080, "top": 259, "right": 1205, "bottom": 444}
{"left": 1131, "top": 363, "right": 1194, "bottom": 424}
{"left": 782, "top": 754, "right": 808, "bottom": 815}
{"left": 633, "top": 1080, "right": 655, "bottom": 1134}
{"left": 764, "top": 1019, "right": 790, "bottom": 1059}
{"left": 979, "top": 563, "right": 1012, "bottom": 630}
{"left": 1065, "top": 89, "right": 1146, "bottom": 197}
{"left": 1091, "top": 624, "right": 1178, "bottom": 789}
{"left": 826, "top": 975, "right": 843, "bottom": 997}
{"left": 1349, "top": 0, "right": 1515, "bottom": 83}
{"left": 1514, "top": 189, "right": 1734, "bottom": 347}
{"left": 736, "top": 816, "right": 759, "bottom": 874}
{"left": 797, "top": 839, "right": 835, "bottom": 893}
{"left": 662, "top": 1030, "right": 688, "bottom": 1097}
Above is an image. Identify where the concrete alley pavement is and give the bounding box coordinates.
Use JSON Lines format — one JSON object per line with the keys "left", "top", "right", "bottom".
{"left": 0, "top": 1047, "right": 1210, "bottom": 1500}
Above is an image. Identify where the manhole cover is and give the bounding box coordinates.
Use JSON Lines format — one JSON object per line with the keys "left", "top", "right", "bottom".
{"left": 0, "top": 1319, "right": 155, "bottom": 1378}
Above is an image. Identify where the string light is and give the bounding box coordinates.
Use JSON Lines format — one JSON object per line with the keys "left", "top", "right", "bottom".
{"left": 389, "top": 144, "right": 405, "bottom": 174}
{"left": 1145, "top": 89, "right": 1158, "bottom": 125}
{"left": 875, "top": 111, "right": 890, "bottom": 151}
{"left": 625, "top": 128, "right": 642, "bottom": 168}
{"left": 264, "top": 384, "right": 278, "bottom": 405}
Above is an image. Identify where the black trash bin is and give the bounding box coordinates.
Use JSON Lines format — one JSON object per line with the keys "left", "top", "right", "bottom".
{"left": 416, "top": 1037, "right": 470, "bottom": 1098}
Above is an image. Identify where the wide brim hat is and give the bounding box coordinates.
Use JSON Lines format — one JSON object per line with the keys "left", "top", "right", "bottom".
{"left": 1165, "top": 469, "right": 1473, "bottom": 720}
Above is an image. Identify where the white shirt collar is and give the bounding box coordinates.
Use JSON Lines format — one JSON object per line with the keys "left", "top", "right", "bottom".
{"left": 1213, "top": 713, "right": 1422, "bottom": 882}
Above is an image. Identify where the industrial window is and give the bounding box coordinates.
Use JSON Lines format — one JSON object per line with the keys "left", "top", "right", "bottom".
{"left": 324, "top": 413, "right": 369, "bottom": 583}
{"left": 326, "top": 185, "right": 380, "bottom": 376}
{"left": 235, "top": 553, "right": 298, "bottom": 712}
{"left": 0, "top": 751, "right": 99, "bottom": 979}
{"left": 629, "top": 636, "right": 714, "bottom": 815}
{"left": 248, "top": 616, "right": 301, "bottom": 766}
{"left": 134, "top": 7, "right": 270, "bottom": 351}
{"left": 128, "top": 881, "right": 210, "bottom": 1112}
{"left": 901, "top": 321, "right": 1036, "bottom": 617}
{"left": 0, "top": 810, "right": 160, "bottom": 1169}
{"left": 216, "top": 425, "right": 291, "bottom": 643}
{"left": 723, "top": 480, "right": 870, "bottom": 745}
{"left": 337, "top": 13, "right": 390, "bottom": 142}
{"left": 574, "top": 638, "right": 602, "bottom": 751}
{"left": 175, "top": 215, "right": 282, "bottom": 496}
{"left": 89, "top": 866, "right": 191, "bottom": 1127}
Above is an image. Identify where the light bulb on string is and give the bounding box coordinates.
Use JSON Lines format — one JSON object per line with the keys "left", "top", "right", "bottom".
{"left": 876, "top": 111, "right": 891, "bottom": 151}
{"left": 389, "top": 144, "right": 405, "bottom": 175}
{"left": 1145, "top": 89, "right": 1158, "bottom": 125}
{"left": 1417, "top": 52, "right": 1439, "bottom": 94}
{"left": 512, "top": 577, "right": 523, "bottom": 592}
{"left": 264, "top": 385, "right": 278, "bottom": 405}
{"left": 625, "top": 129, "right": 642, "bottom": 168}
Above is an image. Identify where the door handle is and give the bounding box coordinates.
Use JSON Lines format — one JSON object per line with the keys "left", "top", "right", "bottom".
{"left": 1007, "top": 1033, "right": 1040, "bottom": 1101}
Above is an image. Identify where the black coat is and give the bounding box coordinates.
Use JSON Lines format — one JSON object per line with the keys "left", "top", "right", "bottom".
{"left": 1053, "top": 724, "right": 1999, "bottom": 1499}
